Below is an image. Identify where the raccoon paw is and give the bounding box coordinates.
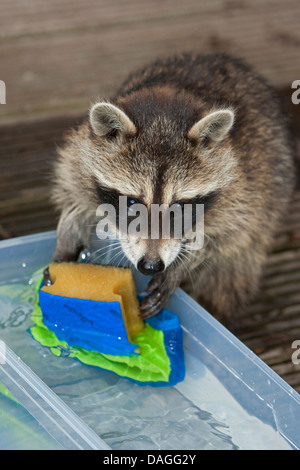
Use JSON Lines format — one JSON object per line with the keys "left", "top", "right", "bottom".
{"left": 140, "top": 274, "right": 171, "bottom": 319}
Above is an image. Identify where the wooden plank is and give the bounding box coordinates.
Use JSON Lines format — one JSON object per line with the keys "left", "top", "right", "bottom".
{"left": 0, "top": 115, "right": 80, "bottom": 238}
{"left": 1, "top": 0, "right": 300, "bottom": 124}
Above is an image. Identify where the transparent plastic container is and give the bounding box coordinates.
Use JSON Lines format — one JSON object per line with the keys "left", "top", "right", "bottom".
{"left": 0, "top": 343, "right": 110, "bottom": 450}
{"left": 0, "top": 231, "right": 299, "bottom": 450}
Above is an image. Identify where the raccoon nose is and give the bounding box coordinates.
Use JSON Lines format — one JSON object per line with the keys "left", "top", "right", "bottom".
{"left": 137, "top": 257, "right": 165, "bottom": 276}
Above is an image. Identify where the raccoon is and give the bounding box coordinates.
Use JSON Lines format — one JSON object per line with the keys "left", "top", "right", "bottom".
{"left": 50, "top": 52, "right": 295, "bottom": 324}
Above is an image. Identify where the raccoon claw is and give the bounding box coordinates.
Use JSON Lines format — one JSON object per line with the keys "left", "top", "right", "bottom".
{"left": 43, "top": 267, "right": 52, "bottom": 286}
{"left": 144, "top": 273, "right": 164, "bottom": 292}
{"left": 140, "top": 278, "right": 170, "bottom": 319}
{"left": 140, "top": 290, "right": 164, "bottom": 319}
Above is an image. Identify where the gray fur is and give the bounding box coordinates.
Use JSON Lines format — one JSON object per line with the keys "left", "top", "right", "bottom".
{"left": 51, "top": 52, "right": 296, "bottom": 324}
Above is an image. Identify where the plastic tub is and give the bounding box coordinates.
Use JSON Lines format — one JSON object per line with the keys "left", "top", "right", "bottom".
{"left": 0, "top": 231, "right": 299, "bottom": 450}
{"left": 0, "top": 343, "right": 110, "bottom": 450}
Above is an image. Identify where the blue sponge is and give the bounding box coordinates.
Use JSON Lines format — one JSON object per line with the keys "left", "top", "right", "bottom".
{"left": 32, "top": 279, "right": 185, "bottom": 387}
{"left": 39, "top": 289, "right": 139, "bottom": 356}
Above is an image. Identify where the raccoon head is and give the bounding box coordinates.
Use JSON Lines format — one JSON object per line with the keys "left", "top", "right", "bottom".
{"left": 87, "top": 90, "right": 236, "bottom": 275}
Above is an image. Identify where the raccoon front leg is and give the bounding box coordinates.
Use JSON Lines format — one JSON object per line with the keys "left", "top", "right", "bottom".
{"left": 54, "top": 205, "right": 94, "bottom": 262}
{"left": 44, "top": 206, "right": 93, "bottom": 285}
{"left": 139, "top": 263, "right": 184, "bottom": 318}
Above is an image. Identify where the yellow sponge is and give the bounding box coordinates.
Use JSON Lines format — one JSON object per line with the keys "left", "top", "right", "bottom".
{"left": 41, "top": 262, "right": 144, "bottom": 342}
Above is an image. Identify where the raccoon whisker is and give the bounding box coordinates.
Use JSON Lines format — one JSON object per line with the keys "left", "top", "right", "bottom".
{"left": 91, "top": 243, "right": 121, "bottom": 256}
{"left": 180, "top": 245, "right": 198, "bottom": 259}
{"left": 90, "top": 243, "right": 123, "bottom": 262}
{"left": 88, "top": 243, "right": 122, "bottom": 262}
{"left": 106, "top": 247, "right": 126, "bottom": 266}
{"left": 178, "top": 245, "right": 192, "bottom": 263}
{"left": 178, "top": 257, "right": 197, "bottom": 292}
{"left": 91, "top": 239, "right": 122, "bottom": 252}
{"left": 177, "top": 251, "right": 196, "bottom": 286}
{"left": 100, "top": 251, "right": 123, "bottom": 267}
{"left": 182, "top": 241, "right": 214, "bottom": 276}
{"left": 183, "top": 246, "right": 213, "bottom": 276}
{"left": 177, "top": 247, "right": 200, "bottom": 290}
{"left": 116, "top": 250, "right": 129, "bottom": 269}
{"left": 177, "top": 251, "right": 191, "bottom": 264}
{"left": 99, "top": 242, "right": 122, "bottom": 253}
{"left": 180, "top": 247, "right": 200, "bottom": 274}
{"left": 181, "top": 246, "right": 210, "bottom": 280}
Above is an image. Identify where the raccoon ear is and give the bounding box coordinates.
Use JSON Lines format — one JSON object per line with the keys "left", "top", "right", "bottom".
{"left": 188, "top": 109, "right": 234, "bottom": 144}
{"left": 89, "top": 102, "right": 136, "bottom": 137}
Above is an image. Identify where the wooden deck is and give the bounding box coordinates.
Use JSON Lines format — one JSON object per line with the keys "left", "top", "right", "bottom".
{"left": 1, "top": 0, "right": 300, "bottom": 125}
{"left": 0, "top": 0, "right": 300, "bottom": 392}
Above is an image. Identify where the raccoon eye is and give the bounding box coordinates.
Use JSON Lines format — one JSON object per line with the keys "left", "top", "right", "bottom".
{"left": 127, "top": 196, "right": 144, "bottom": 214}
{"left": 174, "top": 191, "right": 218, "bottom": 213}
{"left": 127, "top": 197, "right": 139, "bottom": 207}
{"left": 172, "top": 200, "right": 189, "bottom": 211}
{"left": 96, "top": 184, "right": 121, "bottom": 206}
